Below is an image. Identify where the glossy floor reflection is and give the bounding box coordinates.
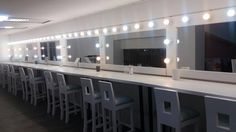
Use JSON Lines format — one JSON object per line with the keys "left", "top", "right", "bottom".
{"left": 0, "top": 88, "right": 82, "bottom": 132}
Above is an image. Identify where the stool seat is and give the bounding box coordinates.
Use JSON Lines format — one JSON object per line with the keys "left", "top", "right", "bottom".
{"left": 115, "top": 96, "right": 132, "bottom": 106}
{"left": 181, "top": 107, "right": 199, "bottom": 122}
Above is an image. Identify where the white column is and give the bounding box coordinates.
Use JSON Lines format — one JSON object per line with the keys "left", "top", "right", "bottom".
{"left": 60, "top": 39, "right": 68, "bottom": 64}
{"left": 166, "top": 26, "right": 178, "bottom": 75}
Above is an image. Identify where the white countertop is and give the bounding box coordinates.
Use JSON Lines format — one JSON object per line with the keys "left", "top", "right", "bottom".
{"left": 2, "top": 62, "right": 236, "bottom": 100}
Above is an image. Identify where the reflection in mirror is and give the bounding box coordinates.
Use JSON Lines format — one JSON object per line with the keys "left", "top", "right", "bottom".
{"left": 105, "top": 30, "right": 166, "bottom": 68}
{"left": 40, "top": 41, "right": 61, "bottom": 61}
{"left": 178, "top": 21, "right": 236, "bottom": 73}
{"left": 67, "top": 37, "right": 100, "bottom": 63}
{"left": 25, "top": 43, "right": 39, "bottom": 61}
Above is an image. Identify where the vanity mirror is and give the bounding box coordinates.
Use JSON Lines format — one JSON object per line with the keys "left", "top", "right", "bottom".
{"left": 66, "top": 37, "right": 100, "bottom": 64}
{"left": 40, "top": 41, "right": 61, "bottom": 61}
{"left": 178, "top": 21, "right": 236, "bottom": 73}
{"left": 105, "top": 29, "right": 167, "bottom": 68}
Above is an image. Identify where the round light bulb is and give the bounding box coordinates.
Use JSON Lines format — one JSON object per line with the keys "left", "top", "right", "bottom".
{"left": 163, "top": 19, "right": 170, "bottom": 25}
{"left": 122, "top": 25, "right": 128, "bottom": 31}
{"left": 177, "top": 39, "right": 180, "bottom": 44}
{"left": 8, "top": 48, "right": 10, "bottom": 51}
{"left": 181, "top": 16, "right": 189, "bottom": 23}
{"left": 67, "top": 45, "right": 71, "bottom": 49}
{"left": 148, "top": 21, "right": 154, "bottom": 28}
{"left": 164, "top": 39, "right": 171, "bottom": 45}
{"left": 19, "top": 54, "right": 22, "bottom": 58}
{"left": 134, "top": 23, "right": 140, "bottom": 30}
{"left": 26, "top": 48, "right": 28, "bottom": 51}
{"left": 94, "top": 30, "right": 99, "bottom": 35}
{"left": 55, "top": 35, "right": 62, "bottom": 39}
{"left": 112, "top": 27, "right": 117, "bottom": 33}
{"left": 56, "top": 45, "right": 61, "bottom": 49}
{"left": 80, "top": 32, "right": 85, "bottom": 36}
{"left": 227, "top": 9, "right": 235, "bottom": 17}
{"left": 41, "top": 47, "right": 45, "bottom": 50}
{"left": 34, "top": 55, "right": 38, "bottom": 58}
{"left": 57, "top": 56, "right": 62, "bottom": 59}
{"left": 106, "top": 56, "right": 110, "bottom": 60}
{"left": 18, "top": 48, "right": 22, "bottom": 51}
{"left": 42, "top": 54, "right": 45, "bottom": 57}
{"left": 103, "top": 28, "right": 108, "bottom": 34}
{"left": 177, "top": 57, "right": 180, "bottom": 62}
{"left": 106, "top": 44, "right": 110, "bottom": 48}
{"left": 202, "top": 13, "right": 211, "bottom": 20}
{"left": 68, "top": 33, "right": 72, "bottom": 38}
{"left": 164, "top": 58, "right": 170, "bottom": 64}
{"left": 87, "top": 31, "right": 92, "bottom": 36}
{"left": 62, "top": 34, "right": 67, "bottom": 38}
{"left": 33, "top": 47, "right": 37, "bottom": 50}
{"left": 96, "top": 56, "right": 101, "bottom": 61}
{"left": 68, "top": 55, "right": 72, "bottom": 59}
{"left": 95, "top": 43, "right": 100, "bottom": 48}
{"left": 73, "top": 32, "right": 78, "bottom": 37}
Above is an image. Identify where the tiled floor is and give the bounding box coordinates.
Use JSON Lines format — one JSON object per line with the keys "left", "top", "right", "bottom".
{"left": 0, "top": 88, "right": 83, "bottom": 132}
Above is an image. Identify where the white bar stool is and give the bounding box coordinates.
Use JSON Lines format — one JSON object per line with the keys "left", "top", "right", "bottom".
{"left": 0, "top": 64, "right": 6, "bottom": 89}
{"left": 27, "top": 68, "right": 46, "bottom": 106}
{"left": 99, "top": 81, "right": 134, "bottom": 132}
{"left": 44, "top": 71, "right": 60, "bottom": 116}
{"left": 6, "top": 65, "right": 12, "bottom": 93}
{"left": 57, "top": 73, "right": 82, "bottom": 123}
{"left": 19, "top": 67, "right": 29, "bottom": 101}
{"left": 81, "top": 78, "right": 103, "bottom": 132}
{"left": 154, "top": 88, "right": 199, "bottom": 132}
{"left": 10, "top": 65, "right": 21, "bottom": 96}
{"left": 205, "top": 96, "right": 236, "bottom": 132}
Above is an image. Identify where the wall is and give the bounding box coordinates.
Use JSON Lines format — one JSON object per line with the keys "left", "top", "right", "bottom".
{"left": 0, "top": 35, "right": 9, "bottom": 61}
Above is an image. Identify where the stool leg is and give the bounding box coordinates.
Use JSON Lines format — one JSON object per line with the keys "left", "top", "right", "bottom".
{"left": 112, "top": 111, "right": 117, "bottom": 132}
{"left": 65, "top": 94, "right": 69, "bottom": 123}
{"left": 22, "top": 81, "right": 25, "bottom": 100}
{"left": 52, "top": 90, "right": 56, "bottom": 116}
{"left": 30, "top": 84, "right": 34, "bottom": 104}
{"left": 83, "top": 103, "right": 88, "bottom": 132}
{"left": 33, "top": 85, "right": 38, "bottom": 106}
{"left": 60, "top": 94, "right": 64, "bottom": 120}
{"left": 25, "top": 82, "right": 29, "bottom": 101}
{"left": 92, "top": 103, "right": 96, "bottom": 132}
{"left": 47, "top": 89, "right": 51, "bottom": 114}
{"left": 130, "top": 106, "right": 134, "bottom": 132}
{"left": 103, "top": 108, "right": 107, "bottom": 132}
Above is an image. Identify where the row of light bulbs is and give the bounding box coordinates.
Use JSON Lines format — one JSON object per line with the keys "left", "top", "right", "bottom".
{"left": 8, "top": 8, "right": 236, "bottom": 45}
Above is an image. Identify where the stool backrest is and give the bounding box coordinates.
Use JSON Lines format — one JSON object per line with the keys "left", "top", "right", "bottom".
{"left": 205, "top": 96, "right": 236, "bottom": 132}
{"left": 0, "top": 64, "right": 3, "bottom": 74}
{"left": 56, "top": 73, "right": 67, "bottom": 93}
{"left": 154, "top": 88, "right": 181, "bottom": 128}
{"left": 10, "top": 65, "right": 15, "bottom": 74}
{"left": 99, "top": 81, "right": 115, "bottom": 108}
{"left": 44, "top": 71, "right": 54, "bottom": 90}
{"left": 81, "top": 78, "right": 96, "bottom": 102}
{"left": 19, "top": 67, "right": 26, "bottom": 81}
{"left": 27, "top": 68, "right": 35, "bottom": 84}
{"left": 6, "top": 65, "right": 11, "bottom": 76}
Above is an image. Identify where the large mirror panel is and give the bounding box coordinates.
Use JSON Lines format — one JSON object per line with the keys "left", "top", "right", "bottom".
{"left": 67, "top": 37, "right": 100, "bottom": 63}
{"left": 105, "top": 29, "right": 167, "bottom": 68}
{"left": 40, "top": 41, "right": 61, "bottom": 61}
{"left": 178, "top": 21, "right": 236, "bottom": 73}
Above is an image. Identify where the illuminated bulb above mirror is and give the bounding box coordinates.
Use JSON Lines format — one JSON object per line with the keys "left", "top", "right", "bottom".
{"left": 148, "top": 21, "right": 154, "bottom": 28}
{"left": 103, "top": 28, "right": 108, "bottom": 34}
{"left": 87, "top": 31, "right": 92, "bottom": 36}
{"left": 80, "top": 32, "right": 85, "bottom": 36}
{"left": 68, "top": 55, "right": 72, "bottom": 59}
{"left": 56, "top": 45, "right": 62, "bottom": 49}
{"left": 122, "top": 25, "right": 128, "bottom": 31}
{"left": 34, "top": 55, "right": 38, "bottom": 58}
{"left": 18, "top": 48, "right": 22, "bottom": 51}
{"left": 42, "top": 54, "right": 45, "bottom": 58}
{"left": 177, "top": 57, "right": 180, "bottom": 62}
{"left": 163, "top": 19, "right": 170, "bottom": 25}
{"left": 177, "top": 39, "right": 180, "bottom": 44}
{"left": 106, "top": 43, "right": 110, "bottom": 48}
{"left": 112, "top": 27, "right": 117, "bottom": 33}
{"left": 94, "top": 29, "right": 99, "bottom": 35}
{"left": 41, "top": 47, "right": 45, "bottom": 50}
{"left": 134, "top": 23, "right": 140, "bottom": 30}
{"left": 68, "top": 33, "right": 72, "bottom": 38}
{"left": 33, "top": 47, "right": 37, "bottom": 50}
{"left": 106, "top": 56, "right": 110, "bottom": 60}
{"left": 67, "top": 45, "right": 71, "bottom": 49}
{"left": 96, "top": 56, "right": 101, "bottom": 61}
{"left": 202, "top": 13, "right": 211, "bottom": 20}
{"left": 181, "top": 16, "right": 189, "bottom": 23}
{"left": 62, "top": 34, "right": 67, "bottom": 38}
{"left": 95, "top": 43, "right": 100, "bottom": 48}
{"left": 57, "top": 56, "right": 62, "bottom": 60}
{"left": 73, "top": 33, "right": 78, "bottom": 37}
{"left": 164, "top": 39, "right": 171, "bottom": 45}
{"left": 19, "top": 54, "right": 22, "bottom": 58}
{"left": 8, "top": 48, "right": 10, "bottom": 51}
{"left": 227, "top": 9, "right": 235, "bottom": 17}
{"left": 164, "top": 58, "right": 170, "bottom": 64}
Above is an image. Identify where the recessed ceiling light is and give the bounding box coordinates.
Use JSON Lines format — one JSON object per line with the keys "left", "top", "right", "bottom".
{"left": 7, "top": 18, "right": 29, "bottom": 22}
{"left": 202, "top": 13, "right": 211, "bottom": 20}
{"left": 227, "top": 9, "right": 235, "bottom": 17}
{"left": 148, "top": 21, "right": 155, "bottom": 28}
{"left": 0, "top": 15, "right": 8, "bottom": 21}
{"left": 181, "top": 16, "right": 189, "bottom": 23}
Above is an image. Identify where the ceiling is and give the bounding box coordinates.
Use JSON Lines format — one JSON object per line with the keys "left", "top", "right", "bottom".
{"left": 0, "top": 0, "right": 142, "bottom": 35}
